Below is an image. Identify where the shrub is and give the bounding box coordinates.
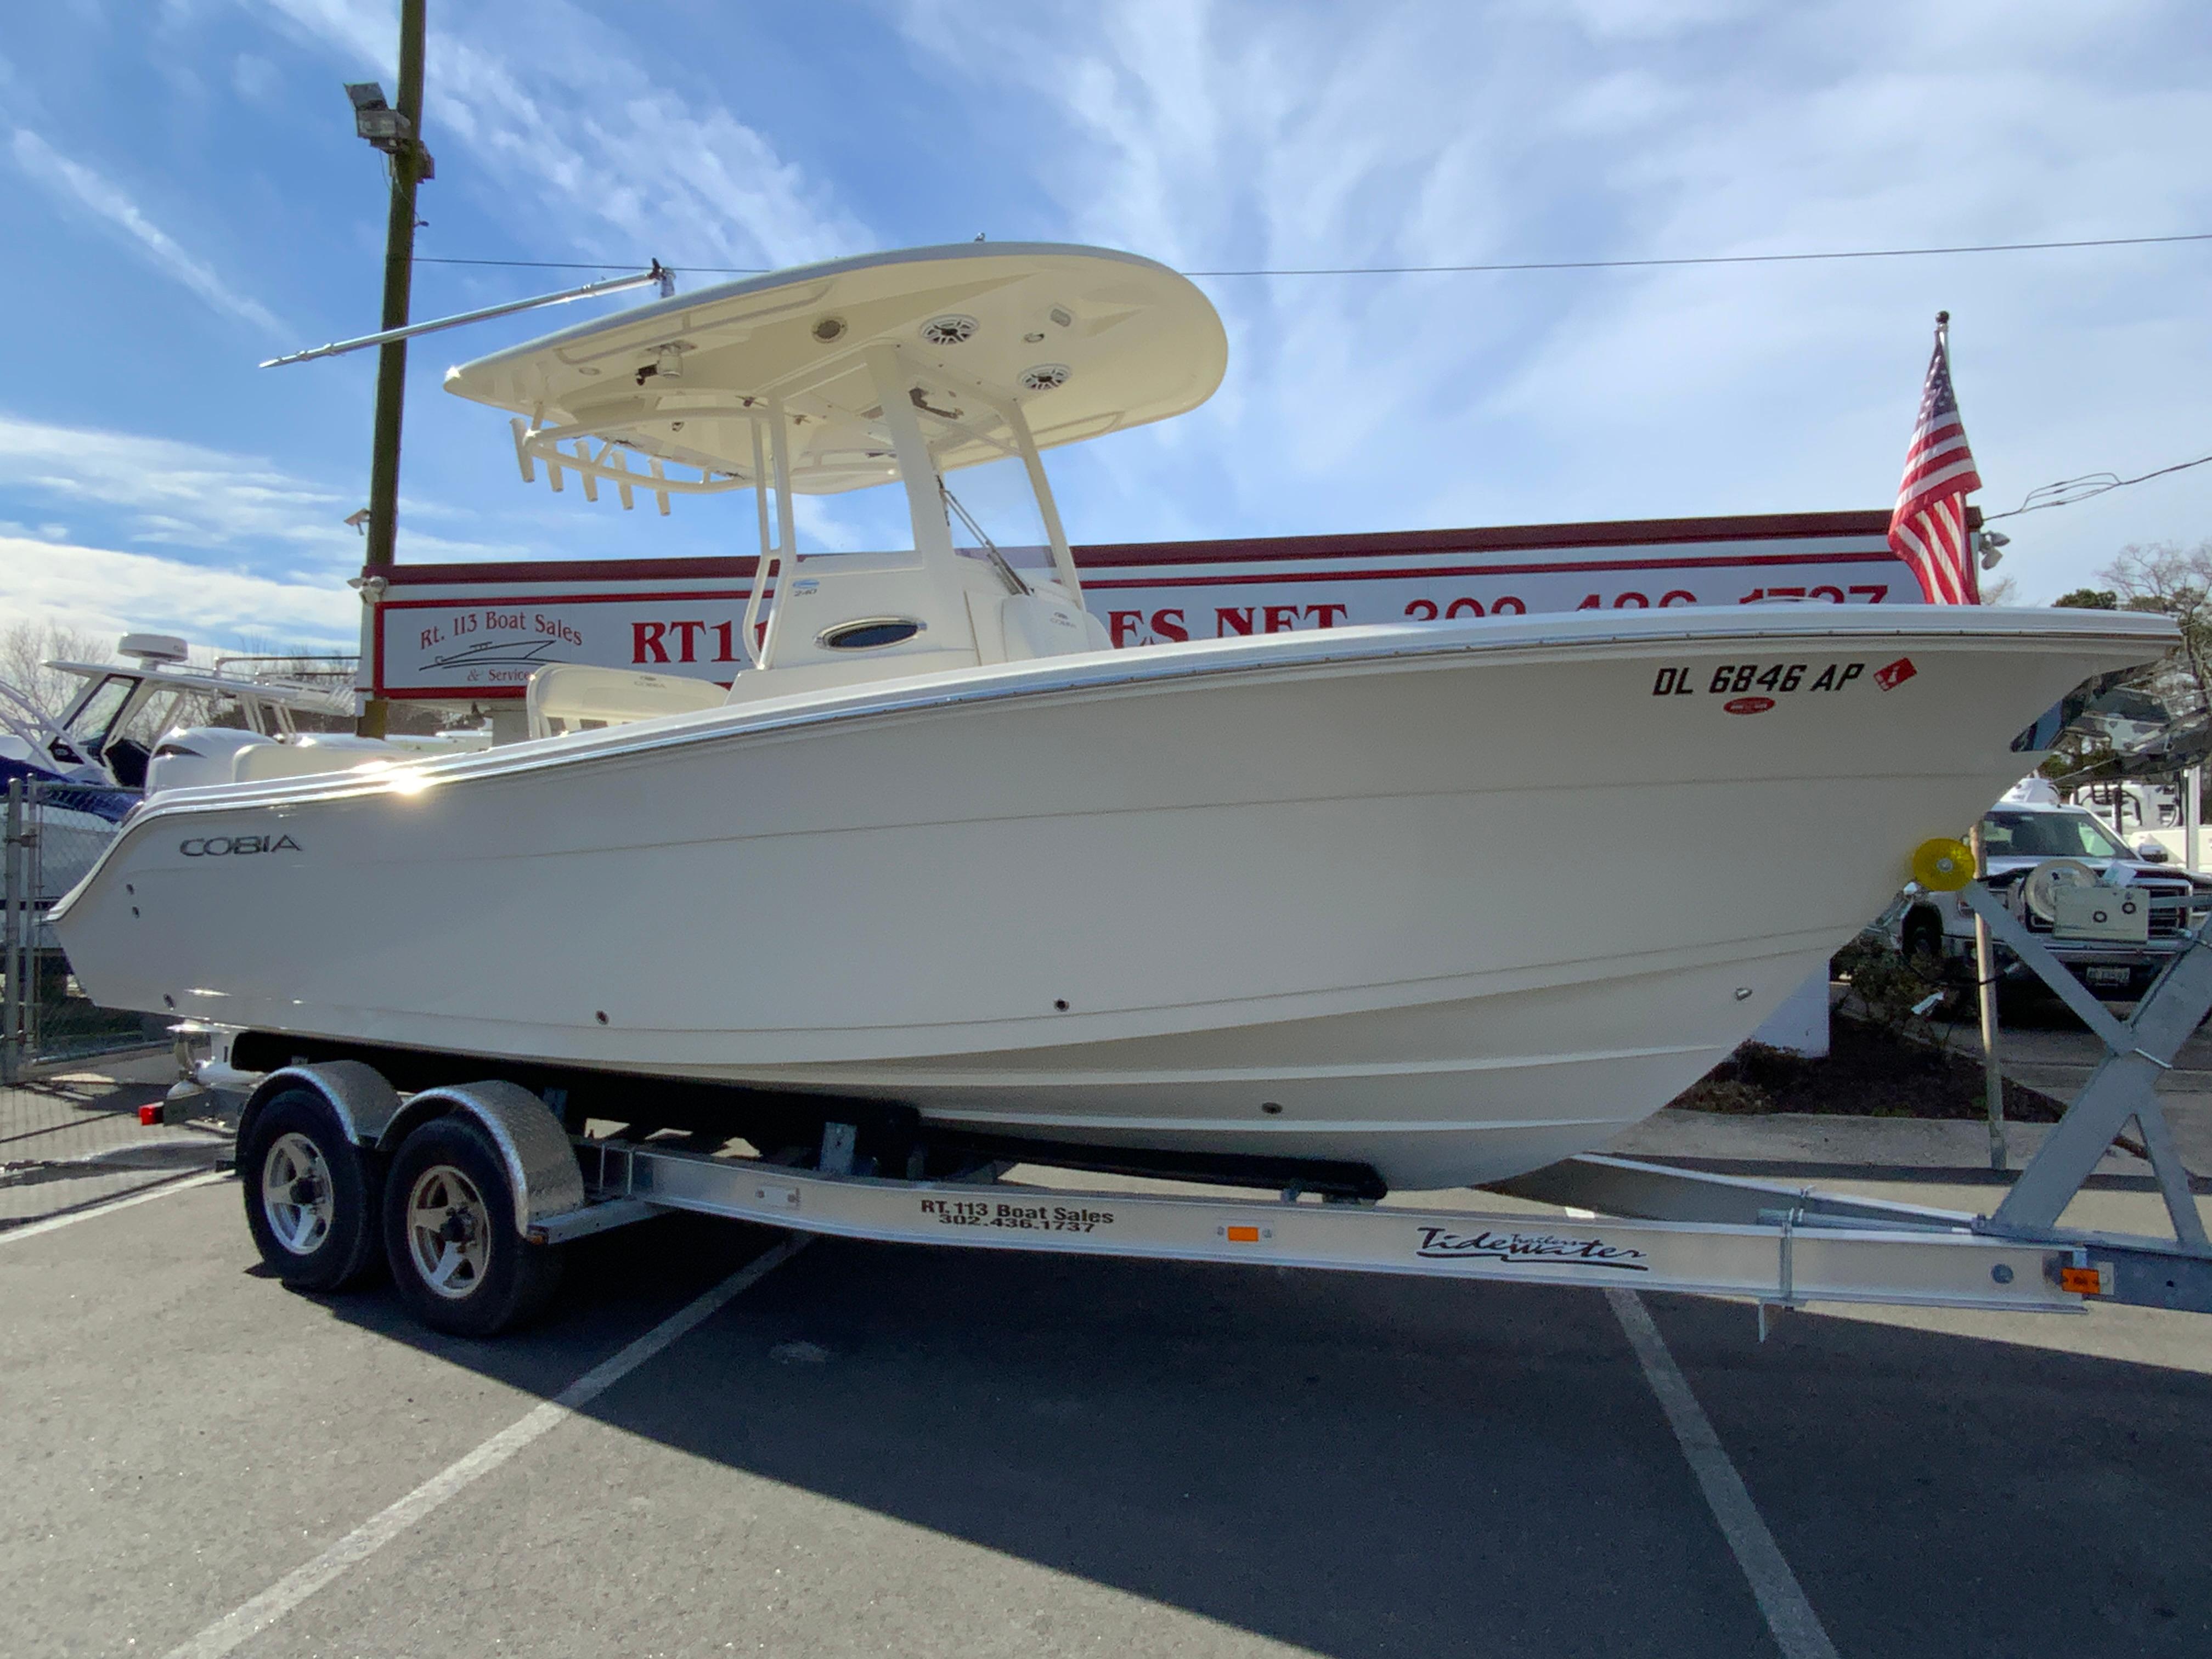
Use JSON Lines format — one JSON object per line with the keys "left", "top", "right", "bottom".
{"left": 1831, "top": 934, "right": 1953, "bottom": 1036}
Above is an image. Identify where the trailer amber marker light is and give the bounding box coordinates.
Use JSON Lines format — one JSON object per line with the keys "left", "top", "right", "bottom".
{"left": 2059, "top": 1265, "right": 2103, "bottom": 1295}
{"left": 1224, "top": 1224, "right": 1262, "bottom": 1243}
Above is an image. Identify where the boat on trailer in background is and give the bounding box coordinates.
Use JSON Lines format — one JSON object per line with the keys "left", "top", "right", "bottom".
{"left": 3, "top": 634, "right": 352, "bottom": 791}
{"left": 2, "top": 635, "right": 383, "bottom": 905}
{"left": 48, "top": 241, "right": 2181, "bottom": 1329}
{"left": 4, "top": 635, "right": 499, "bottom": 913}
{"left": 0, "top": 631, "right": 485, "bottom": 798}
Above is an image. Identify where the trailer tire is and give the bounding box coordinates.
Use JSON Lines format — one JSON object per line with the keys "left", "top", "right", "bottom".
{"left": 239, "top": 1089, "right": 383, "bottom": 1292}
{"left": 382, "top": 1115, "right": 563, "bottom": 1337}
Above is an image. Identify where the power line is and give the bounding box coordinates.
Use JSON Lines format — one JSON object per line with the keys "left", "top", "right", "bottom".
{"left": 415, "top": 255, "right": 664, "bottom": 272}
{"left": 1189, "top": 230, "right": 2212, "bottom": 277}
{"left": 413, "top": 229, "right": 2212, "bottom": 281}
{"left": 1987, "top": 450, "right": 2212, "bottom": 520}
{"left": 408, "top": 239, "right": 2212, "bottom": 522}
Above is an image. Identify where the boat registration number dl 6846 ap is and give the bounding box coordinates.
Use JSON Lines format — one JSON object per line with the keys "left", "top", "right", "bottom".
{"left": 1650, "top": 661, "right": 1870, "bottom": 698}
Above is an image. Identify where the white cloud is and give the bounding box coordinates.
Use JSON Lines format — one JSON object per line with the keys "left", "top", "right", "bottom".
{"left": 0, "top": 413, "right": 353, "bottom": 557}
{"left": 0, "top": 414, "right": 545, "bottom": 567}
{"left": 1532, "top": 0, "right": 1763, "bottom": 42}
{"left": 255, "top": 0, "right": 871, "bottom": 269}
{"left": 896, "top": 0, "right": 2212, "bottom": 597}
{"left": 8, "top": 129, "right": 288, "bottom": 336}
{"left": 0, "top": 536, "right": 363, "bottom": 649}
{"left": 54, "top": 0, "right": 2193, "bottom": 610}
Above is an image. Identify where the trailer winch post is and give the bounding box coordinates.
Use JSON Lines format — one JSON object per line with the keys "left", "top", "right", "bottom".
{"left": 1971, "top": 820, "right": 2007, "bottom": 1171}
{"left": 1960, "top": 882, "right": 2210, "bottom": 1252}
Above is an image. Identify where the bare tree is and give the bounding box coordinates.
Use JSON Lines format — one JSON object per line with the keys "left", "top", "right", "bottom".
{"left": 2101, "top": 541, "right": 2212, "bottom": 716}
{"left": 0, "top": 618, "right": 111, "bottom": 725}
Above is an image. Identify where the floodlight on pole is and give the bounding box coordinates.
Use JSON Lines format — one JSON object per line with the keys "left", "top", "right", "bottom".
{"left": 344, "top": 78, "right": 432, "bottom": 175}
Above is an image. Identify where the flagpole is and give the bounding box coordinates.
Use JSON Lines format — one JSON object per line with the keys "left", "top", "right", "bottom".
{"left": 1936, "top": 309, "right": 1978, "bottom": 605}
{"left": 1942, "top": 308, "right": 2008, "bottom": 1170}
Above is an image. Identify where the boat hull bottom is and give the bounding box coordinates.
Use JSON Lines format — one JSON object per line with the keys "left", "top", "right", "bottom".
{"left": 766, "top": 947, "right": 1819, "bottom": 1190}
{"left": 233, "top": 946, "right": 1816, "bottom": 1193}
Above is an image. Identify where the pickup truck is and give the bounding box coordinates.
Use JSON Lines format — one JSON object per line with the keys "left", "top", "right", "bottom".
{"left": 1887, "top": 795, "right": 2212, "bottom": 999}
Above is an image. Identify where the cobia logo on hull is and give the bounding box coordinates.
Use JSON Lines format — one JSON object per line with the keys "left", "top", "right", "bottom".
{"left": 180, "top": 834, "right": 303, "bottom": 857}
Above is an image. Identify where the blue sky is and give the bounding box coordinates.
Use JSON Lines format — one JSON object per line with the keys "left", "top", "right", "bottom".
{"left": 1, "top": 0, "right": 2207, "bottom": 650}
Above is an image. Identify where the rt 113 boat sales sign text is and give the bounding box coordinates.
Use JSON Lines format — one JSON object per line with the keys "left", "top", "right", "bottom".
{"left": 363, "top": 510, "right": 1920, "bottom": 699}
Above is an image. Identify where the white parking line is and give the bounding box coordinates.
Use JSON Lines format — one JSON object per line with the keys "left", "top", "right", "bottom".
{"left": 164, "top": 1234, "right": 810, "bottom": 1659}
{"left": 0, "top": 1169, "right": 228, "bottom": 1244}
{"left": 1607, "top": 1289, "right": 1841, "bottom": 1659}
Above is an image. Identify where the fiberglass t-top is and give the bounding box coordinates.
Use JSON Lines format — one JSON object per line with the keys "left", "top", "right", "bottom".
{"left": 443, "top": 242, "right": 1228, "bottom": 696}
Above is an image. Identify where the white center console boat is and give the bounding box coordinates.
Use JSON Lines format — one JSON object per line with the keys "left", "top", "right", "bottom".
{"left": 49, "top": 241, "right": 2176, "bottom": 1191}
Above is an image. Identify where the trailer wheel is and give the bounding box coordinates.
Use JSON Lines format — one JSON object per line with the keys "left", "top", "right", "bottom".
{"left": 382, "top": 1115, "right": 563, "bottom": 1337}
{"left": 239, "top": 1090, "right": 382, "bottom": 1292}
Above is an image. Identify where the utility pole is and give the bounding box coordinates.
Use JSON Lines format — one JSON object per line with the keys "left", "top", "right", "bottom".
{"left": 358, "top": 0, "right": 428, "bottom": 738}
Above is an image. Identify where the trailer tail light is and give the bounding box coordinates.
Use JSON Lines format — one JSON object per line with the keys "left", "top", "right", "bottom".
{"left": 138, "top": 1104, "right": 162, "bottom": 1127}
{"left": 2059, "top": 1265, "right": 2104, "bottom": 1296}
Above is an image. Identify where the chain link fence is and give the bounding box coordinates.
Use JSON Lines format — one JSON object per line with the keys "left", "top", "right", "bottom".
{"left": 3, "top": 775, "right": 163, "bottom": 1081}
{"left": 0, "top": 777, "right": 221, "bottom": 1230}
{"left": 0, "top": 1051, "right": 223, "bottom": 1231}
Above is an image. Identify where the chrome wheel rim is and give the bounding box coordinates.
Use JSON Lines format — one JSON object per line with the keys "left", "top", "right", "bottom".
{"left": 261, "top": 1132, "right": 335, "bottom": 1256}
{"left": 406, "top": 1164, "right": 491, "bottom": 1300}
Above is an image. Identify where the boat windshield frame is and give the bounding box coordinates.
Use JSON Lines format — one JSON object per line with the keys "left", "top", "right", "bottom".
{"left": 49, "top": 656, "right": 358, "bottom": 743}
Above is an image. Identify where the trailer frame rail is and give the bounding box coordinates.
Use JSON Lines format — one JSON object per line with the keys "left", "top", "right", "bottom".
{"left": 531, "top": 1133, "right": 2088, "bottom": 1317}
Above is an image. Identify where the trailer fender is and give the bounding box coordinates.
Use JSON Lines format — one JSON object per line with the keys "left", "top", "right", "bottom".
{"left": 238, "top": 1061, "right": 403, "bottom": 1153}
{"left": 377, "top": 1081, "right": 585, "bottom": 1237}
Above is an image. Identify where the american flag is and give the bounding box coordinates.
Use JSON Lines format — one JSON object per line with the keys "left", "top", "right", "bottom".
{"left": 1888, "top": 313, "right": 1984, "bottom": 604}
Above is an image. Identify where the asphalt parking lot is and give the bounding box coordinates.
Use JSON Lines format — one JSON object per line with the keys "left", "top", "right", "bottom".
{"left": 4, "top": 1162, "right": 2209, "bottom": 1659}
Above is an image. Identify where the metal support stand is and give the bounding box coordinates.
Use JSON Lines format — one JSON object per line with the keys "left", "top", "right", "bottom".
{"left": 2186, "top": 763, "right": 2203, "bottom": 873}
{"left": 1971, "top": 822, "right": 2006, "bottom": 1170}
{"left": 1960, "top": 883, "right": 2211, "bottom": 1265}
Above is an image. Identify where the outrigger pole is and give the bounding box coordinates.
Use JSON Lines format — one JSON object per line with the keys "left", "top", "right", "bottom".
{"left": 259, "top": 264, "right": 676, "bottom": 369}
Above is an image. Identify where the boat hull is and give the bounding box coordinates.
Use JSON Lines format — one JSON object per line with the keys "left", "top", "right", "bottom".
{"left": 51, "top": 607, "right": 2170, "bottom": 1188}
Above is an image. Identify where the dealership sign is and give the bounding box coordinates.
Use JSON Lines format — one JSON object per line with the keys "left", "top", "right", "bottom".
{"left": 363, "top": 510, "right": 1921, "bottom": 700}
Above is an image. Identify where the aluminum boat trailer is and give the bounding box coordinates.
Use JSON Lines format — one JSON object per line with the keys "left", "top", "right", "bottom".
{"left": 160, "top": 876, "right": 2211, "bottom": 1338}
